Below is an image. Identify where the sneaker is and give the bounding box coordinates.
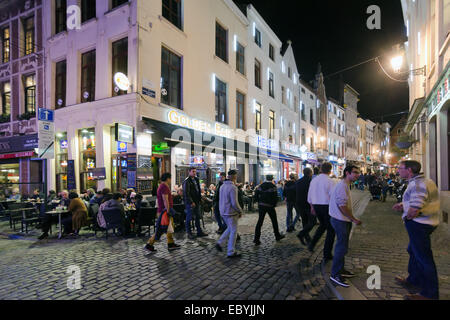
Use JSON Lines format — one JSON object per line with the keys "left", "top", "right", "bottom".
{"left": 168, "top": 243, "right": 181, "bottom": 251}
{"left": 197, "top": 232, "right": 208, "bottom": 238}
{"left": 330, "top": 275, "right": 350, "bottom": 288}
{"left": 187, "top": 234, "right": 196, "bottom": 240}
{"left": 144, "top": 244, "right": 157, "bottom": 253}
{"left": 215, "top": 244, "right": 223, "bottom": 252}
{"left": 38, "top": 233, "right": 48, "bottom": 240}
{"left": 341, "top": 269, "right": 356, "bottom": 278}
{"left": 276, "top": 234, "right": 285, "bottom": 241}
{"left": 227, "top": 252, "right": 241, "bottom": 258}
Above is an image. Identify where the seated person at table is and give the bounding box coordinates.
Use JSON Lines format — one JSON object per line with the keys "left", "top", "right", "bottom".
{"left": 59, "top": 190, "right": 70, "bottom": 207}
{"left": 96, "top": 193, "right": 113, "bottom": 227}
{"left": 97, "top": 193, "right": 126, "bottom": 235}
{"left": 61, "top": 192, "right": 88, "bottom": 236}
{"left": 90, "top": 190, "right": 103, "bottom": 206}
{"left": 173, "top": 188, "right": 183, "bottom": 205}
{"left": 31, "top": 189, "right": 42, "bottom": 200}
{"left": 9, "top": 188, "right": 21, "bottom": 201}
{"left": 85, "top": 188, "right": 95, "bottom": 201}
{"left": 134, "top": 194, "right": 149, "bottom": 211}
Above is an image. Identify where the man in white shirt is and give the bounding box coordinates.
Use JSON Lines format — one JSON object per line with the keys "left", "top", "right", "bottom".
{"left": 307, "top": 162, "right": 336, "bottom": 261}
{"left": 329, "top": 165, "right": 362, "bottom": 288}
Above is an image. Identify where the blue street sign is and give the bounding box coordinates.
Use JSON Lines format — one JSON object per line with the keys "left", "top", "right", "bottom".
{"left": 117, "top": 141, "right": 127, "bottom": 153}
{"left": 38, "top": 108, "right": 54, "bottom": 122}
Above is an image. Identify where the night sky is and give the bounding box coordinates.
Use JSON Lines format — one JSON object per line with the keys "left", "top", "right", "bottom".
{"left": 232, "top": 0, "right": 409, "bottom": 127}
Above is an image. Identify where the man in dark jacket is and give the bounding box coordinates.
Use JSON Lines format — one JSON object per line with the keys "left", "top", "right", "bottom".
{"left": 283, "top": 173, "right": 298, "bottom": 232}
{"left": 253, "top": 175, "right": 285, "bottom": 245}
{"left": 296, "top": 168, "right": 316, "bottom": 245}
{"left": 182, "top": 167, "right": 208, "bottom": 239}
{"left": 213, "top": 172, "right": 227, "bottom": 234}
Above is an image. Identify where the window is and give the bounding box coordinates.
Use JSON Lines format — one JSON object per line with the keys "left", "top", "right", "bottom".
{"left": 310, "top": 109, "right": 314, "bottom": 125}
{"left": 81, "top": 50, "right": 96, "bottom": 103}
{"left": 294, "top": 96, "right": 298, "bottom": 113}
{"left": 162, "top": 0, "right": 182, "bottom": 30}
{"left": 55, "top": 60, "right": 66, "bottom": 109}
{"left": 161, "top": 47, "right": 181, "bottom": 108}
{"left": 1, "top": 82, "right": 10, "bottom": 117}
{"left": 23, "top": 16, "right": 34, "bottom": 55}
{"left": 255, "top": 102, "right": 261, "bottom": 134}
{"left": 268, "top": 71, "right": 274, "bottom": 98}
{"left": 301, "top": 129, "right": 306, "bottom": 145}
{"left": 215, "top": 78, "right": 227, "bottom": 124}
{"left": 24, "top": 74, "right": 36, "bottom": 114}
{"left": 55, "top": 0, "right": 67, "bottom": 34}
{"left": 269, "top": 110, "right": 275, "bottom": 139}
{"left": 236, "top": 42, "right": 245, "bottom": 75}
{"left": 2, "top": 27, "right": 10, "bottom": 63}
{"left": 310, "top": 94, "right": 314, "bottom": 100}
{"left": 81, "top": 0, "right": 96, "bottom": 23}
{"left": 288, "top": 67, "right": 291, "bottom": 79}
{"left": 236, "top": 91, "right": 245, "bottom": 129}
{"left": 254, "top": 28, "right": 261, "bottom": 47}
{"left": 281, "top": 86, "right": 286, "bottom": 104}
{"left": 289, "top": 135, "right": 293, "bottom": 143}
{"left": 112, "top": 37, "right": 128, "bottom": 96}
{"left": 254, "top": 59, "right": 261, "bottom": 89}
{"left": 215, "top": 22, "right": 228, "bottom": 63}
{"left": 269, "top": 43, "right": 274, "bottom": 61}
{"left": 112, "top": 0, "right": 128, "bottom": 9}
{"left": 310, "top": 136, "right": 314, "bottom": 152}
{"left": 301, "top": 103, "right": 306, "bottom": 121}
{"left": 301, "top": 88, "right": 305, "bottom": 93}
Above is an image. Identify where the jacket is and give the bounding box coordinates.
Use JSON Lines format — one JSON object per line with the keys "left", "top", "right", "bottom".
{"left": 97, "top": 199, "right": 124, "bottom": 228}
{"left": 68, "top": 198, "right": 88, "bottom": 230}
{"left": 219, "top": 180, "right": 242, "bottom": 216}
{"left": 255, "top": 181, "right": 278, "bottom": 208}
{"left": 283, "top": 180, "right": 297, "bottom": 202}
{"left": 213, "top": 180, "right": 224, "bottom": 206}
{"left": 183, "top": 176, "right": 202, "bottom": 206}
{"left": 296, "top": 176, "right": 312, "bottom": 209}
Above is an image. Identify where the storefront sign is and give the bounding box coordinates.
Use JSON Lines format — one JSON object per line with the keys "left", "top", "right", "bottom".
{"left": 428, "top": 65, "right": 450, "bottom": 116}
{"left": 114, "top": 73, "right": 130, "bottom": 91}
{"left": 249, "top": 135, "right": 279, "bottom": 152}
{"left": 88, "top": 167, "right": 106, "bottom": 181}
{"left": 60, "top": 140, "right": 68, "bottom": 149}
{"left": 167, "top": 110, "right": 231, "bottom": 138}
{"left": 0, "top": 151, "right": 34, "bottom": 160}
{"left": 67, "top": 160, "right": 76, "bottom": 190}
{"left": 142, "top": 87, "right": 156, "bottom": 98}
{"left": 282, "top": 142, "right": 300, "bottom": 156}
{"left": 306, "top": 152, "right": 318, "bottom": 161}
{"left": 117, "top": 141, "right": 127, "bottom": 153}
{"left": 115, "top": 123, "right": 134, "bottom": 144}
{"left": 38, "top": 108, "right": 55, "bottom": 159}
{"left": 0, "top": 134, "right": 38, "bottom": 154}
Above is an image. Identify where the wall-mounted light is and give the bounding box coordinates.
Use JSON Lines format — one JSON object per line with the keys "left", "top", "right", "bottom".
{"left": 211, "top": 74, "right": 216, "bottom": 92}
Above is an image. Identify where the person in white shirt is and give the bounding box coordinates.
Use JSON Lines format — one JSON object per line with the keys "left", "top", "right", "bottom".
{"left": 329, "top": 165, "right": 362, "bottom": 288}
{"left": 307, "top": 162, "right": 336, "bottom": 261}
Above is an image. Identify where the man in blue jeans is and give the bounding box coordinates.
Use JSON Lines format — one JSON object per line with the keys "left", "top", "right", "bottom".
{"left": 328, "top": 165, "right": 362, "bottom": 288}
{"left": 213, "top": 172, "right": 227, "bottom": 234}
{"left": 393, "top": 160, "right": 440, "bottom": 300}
{"left": 182, "top": 167, "right": 208, "bottom": 240}
{"left": 283, "top": 173, "right": 297, "bottom": 232}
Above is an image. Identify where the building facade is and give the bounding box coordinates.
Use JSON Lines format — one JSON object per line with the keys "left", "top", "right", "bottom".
{"left": 343, "top": 84, "right": 359, "bottom": 165}
{"left": 328, "top": 98, "right": 346, "bottom": 177}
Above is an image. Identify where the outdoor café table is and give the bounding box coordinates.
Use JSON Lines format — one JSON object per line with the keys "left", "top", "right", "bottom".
{"left": 8, "top": 207, "right": 36, "bottom": 230}
{"left": 45, "top": 209, "right": 69, "bottom": 239}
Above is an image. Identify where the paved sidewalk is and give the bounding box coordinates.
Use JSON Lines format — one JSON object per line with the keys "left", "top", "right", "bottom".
{"left": 337, "top": 192, "right": 450, "bottom": 300}
{"left": 0, "top": 205, "right": 335, "bottom": 300}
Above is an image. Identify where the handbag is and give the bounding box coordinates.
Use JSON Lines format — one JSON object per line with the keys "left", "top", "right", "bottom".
{"left": 160, "top": 210, "right": 170, "bottom": 226}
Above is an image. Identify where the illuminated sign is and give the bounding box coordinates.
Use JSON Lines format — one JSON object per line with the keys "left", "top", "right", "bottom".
{"left": 115, "top": 123, "right": 134, "bottom": 144}
{"left": 114, "top": 73, "right": 130, "bottom": 91}
{"left": 60, "top": 140, "right": 68, "bottom": 149}
{"left": 167, "top": 110, "right": 231, "bottom": 138}
{"left": 117, "top": 141, "right": 127, "bottom": 153}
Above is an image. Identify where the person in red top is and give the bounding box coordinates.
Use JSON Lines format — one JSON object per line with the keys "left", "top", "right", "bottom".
{"left": 145, "top": 173, "right": 181, "bottom": 252}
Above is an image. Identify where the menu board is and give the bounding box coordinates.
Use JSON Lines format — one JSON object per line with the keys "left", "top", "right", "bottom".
{"left": 67, "top": 160, "right": 76, "bottom": 190}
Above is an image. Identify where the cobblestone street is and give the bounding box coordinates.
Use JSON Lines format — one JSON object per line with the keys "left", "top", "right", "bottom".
{"left": 339, "top": 190, "right": 450, "bottom": 300}
{"left": 0, "top": 205, "right": 335, "bottom": 300}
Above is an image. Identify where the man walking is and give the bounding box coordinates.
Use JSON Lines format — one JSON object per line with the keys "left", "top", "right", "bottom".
{"left": 296, "top": 168, "right": 316, "bottom": 245}
{"left": 329, "top": 165, "right": 362, "bottom": 288}
{"left": 393, "top": 160, "right": 440, "bottom": 300}
{"left": 183, "top": 167, "right": 208, "bottom": 239}
{"left": 215, "top": 170, "right": 243, "bottom": 258}
{"left": 213, "top": 172, "right": 227, "bottom": 234}
{"left": 253, "top": 175, "right": 285, "bottom": 245}
{"left": 307, "top": 162, "right": 336, "bottom": 261}
{"left": 283, "top": 173, "right": 298, "bottom": 232}
{"left": 145, "top": 173, "right": 181, "bottom": 252}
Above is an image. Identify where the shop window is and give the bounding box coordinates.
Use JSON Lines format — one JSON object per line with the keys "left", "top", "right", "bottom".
{"left": 215, "top": 77, "right": 227, "bottom": 124}
{"left": 236, "top": 91, "right": 245, "bottom": 130}
{"left": 23, "top": 16, "right": 35, "bottom": 56}
{"left": 2, "top": 27, "right": 10, "bottom": 63}
{"left": 79, "top": 128, "right": 97, "bottom": 191}
{"left": 55, "top": 60, "right": 66, "bottom": 109}
{"left": 161, "top": 46, "right": 181, "bottom": 109}
{"left": 162, "top": 0, "right": 182, "bottom": 30}
{"left": 81, "top": 49, "right": 96, "bottom": 103}
{"left": 236, "top": 41, "right": 245, "bottom": 75}
{"left": 56, "top": 132, "right": 68, "bottom": 192}
{"left": 215, "top": 22, "right": 228, "bottom": 63}
{"left": 112, "top": 37, "right": 128, "bottom": 96}
{"left": 81, "top": 0, "right": 96, "bottom": 23}
{"left": 24, "top": 74, "right": 36, "bottom": 114}
{"left": 55, "top": 0, "right": 67, "bottom": 34}
{"left": 1, "top": 82, "right": 10, "bottom": 117}
{"left": 0, "top": 163, "right": 20, "bottom": 196}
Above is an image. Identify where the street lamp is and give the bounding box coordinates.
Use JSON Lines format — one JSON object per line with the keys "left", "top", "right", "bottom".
{"left": 390, "top": 56, "right": 403, "bottom": 73}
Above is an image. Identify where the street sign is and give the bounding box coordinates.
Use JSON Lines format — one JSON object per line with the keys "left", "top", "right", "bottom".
{"left": 38, "top": 108, "right": 55, "bottom": 159}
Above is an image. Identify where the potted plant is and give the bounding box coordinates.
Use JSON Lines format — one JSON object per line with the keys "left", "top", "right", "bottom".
{"left": 0, "top": 114, "right": 11, "bottom": 123}
{"left": 17, "top": 111, "right": 36, "bottom": 121}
